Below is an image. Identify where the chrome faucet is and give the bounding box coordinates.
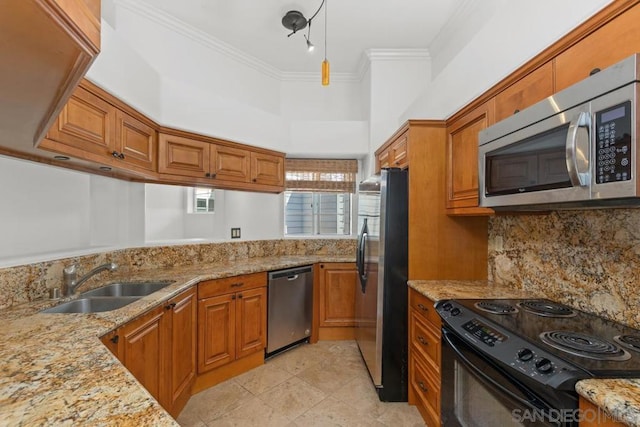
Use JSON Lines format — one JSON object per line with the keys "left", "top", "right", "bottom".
{"left": 63, "top": 262, "right": 118, "bottom": 296}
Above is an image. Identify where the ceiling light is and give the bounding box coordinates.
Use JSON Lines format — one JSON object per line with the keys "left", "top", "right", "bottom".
{"left": 53, "top": 155, "right": 70, "bottom": 161}
{"left": 322, "top": 0, "right": 329, "bottom": 86}
{"left": 304, "top": 35, "right": 314, "bottom": 52}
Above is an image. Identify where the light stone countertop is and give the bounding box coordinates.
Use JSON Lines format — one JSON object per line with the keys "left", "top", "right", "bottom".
{"left": 408, "top": 279, "right": 640, "bottom": 427}
{"left": 0, "top": 255, "right": 352, "bottom": 426}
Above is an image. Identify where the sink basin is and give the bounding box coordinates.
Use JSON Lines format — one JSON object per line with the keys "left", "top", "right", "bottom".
{"left": 79, "top": 281, "right": 174, "bottom": 297}
{"left": 41, "top": 297, "right": 141, "bottom": 314}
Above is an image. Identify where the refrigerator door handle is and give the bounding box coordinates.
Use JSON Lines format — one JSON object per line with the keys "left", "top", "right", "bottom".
{"left": 358, "top": 231, "right": 368, "bottom": 292}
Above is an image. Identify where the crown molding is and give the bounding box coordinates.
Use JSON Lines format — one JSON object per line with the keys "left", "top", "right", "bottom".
{"left": 365, "top": 48, "right": 431, "bottom": 61}
{"left": 428, "top": 0, "right": 485, "bottom": 60}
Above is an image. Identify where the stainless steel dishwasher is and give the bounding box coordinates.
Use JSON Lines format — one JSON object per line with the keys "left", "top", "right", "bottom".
{"left": 267, "top": 265, "right": 314, "bottom": 355}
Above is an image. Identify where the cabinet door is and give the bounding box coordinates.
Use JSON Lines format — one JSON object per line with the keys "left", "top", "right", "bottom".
{"left": 555, "top": 4, "right": 640, "bottom": 92}
{"left": 250, "top": 152, "right": 284, "bottom": 187}
{"left": 390, "top": 132, "right": 409, "bottom": 169}
{"left": 167, "top": 288, "right": 197, "bottom": 416}
{"left": 446, "top": 99, "right": 495, "bottom": 213}
{"left": 578, "top": 397, "right": 626, "bottom": 427}
{"left": 377, "top": 148, "right": 391, "bottom": 172}
{"left": 120, "top": 306, "right": 168, "bottom": 407}
{"left": 211, "top": 145, "right": 251, "bottom": 182}
{"left": 235, "top": 287, "right": 267, "bottom": 359}
{"left": 158, "top": 133, "right": 210, "bottom": 178}
{"left": 198, "top": 293, "right": 236, "bottom": 373}
{"left": 318, "top": 263, "right": 357, "bottom": 327}
{"left": 494, "top": 62, "right": 554, "bottom": 122}
{"left": 46, "top": 86, "right": 116, "bottom": 156}
{"left": 115, "top": 110, "right": 157, "bottom": 171}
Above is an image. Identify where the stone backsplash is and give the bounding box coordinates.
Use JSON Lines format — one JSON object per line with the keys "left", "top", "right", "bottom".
{"left": 488, "top": 209, "right": 640, "bottom": 329}
{"left": 0, "top": 239, "right": 356, "bottom": 310}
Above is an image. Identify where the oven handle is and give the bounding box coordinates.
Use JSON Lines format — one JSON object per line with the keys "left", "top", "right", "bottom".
{"left": 565, "top": 111, "right": 591, "bottom": 187}
{"left": 442, "top": 329, "right": 551, "bottom": 413}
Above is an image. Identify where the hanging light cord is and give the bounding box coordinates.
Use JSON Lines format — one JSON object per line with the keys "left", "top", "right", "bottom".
{"left": 308, "top": 0, "right": 325, "bottom": 24}
{"left": 324, "top": 0, "right": 327, "bottom": 60}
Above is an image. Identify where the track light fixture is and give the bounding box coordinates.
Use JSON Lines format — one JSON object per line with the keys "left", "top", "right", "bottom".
{"left": 282, "top": 0, "right": 329, "bottom": 85}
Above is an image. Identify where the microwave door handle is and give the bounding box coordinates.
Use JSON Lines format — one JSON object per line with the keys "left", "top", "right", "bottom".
{"left": 565, "top": 111, "right": 591, "bottom": 187}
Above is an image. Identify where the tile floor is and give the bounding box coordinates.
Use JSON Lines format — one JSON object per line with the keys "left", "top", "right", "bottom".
{"left": 176, "top": 340, "right": 425, "bottom": 426}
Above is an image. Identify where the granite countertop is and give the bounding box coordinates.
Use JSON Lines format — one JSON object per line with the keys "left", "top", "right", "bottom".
{"left": 408, "top": 279, "right": 640, "bottom": 427}
{"left": 0, "top": 255, "right": 352, "bottom": 426}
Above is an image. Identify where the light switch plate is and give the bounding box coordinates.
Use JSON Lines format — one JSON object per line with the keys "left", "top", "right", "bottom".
{"left": 231, "top": 227, "right": 241, "bottom": 239}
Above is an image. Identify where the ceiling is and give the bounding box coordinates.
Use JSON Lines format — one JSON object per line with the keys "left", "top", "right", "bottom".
{"left": 133, "top": 0, "right": 465, "bottom": 74}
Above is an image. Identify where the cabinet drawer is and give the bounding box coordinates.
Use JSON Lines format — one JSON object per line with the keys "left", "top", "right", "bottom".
{"left": 410, "top": 312, "right": 440, "bottom": 372}
{"left": 410, "top": 354, "right": 440, "bottom": 426}
{"left": 198, "top": 272, "right": 267, "bottom": 299}
{"left": 409, "top": 290, "right": 441, "bottom": 328}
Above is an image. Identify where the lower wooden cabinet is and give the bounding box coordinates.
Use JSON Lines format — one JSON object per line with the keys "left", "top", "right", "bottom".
{"left": 579, "top": 397, "right": 626, "bottom": 427}
{"left": 197, "top": 273, "right": 267, "bottom": 374}
{"left": 408, "top": 288, "right": 441, "bottom": 426}
{"left": 317, "top": 263, "right": 357, "bottom": 340}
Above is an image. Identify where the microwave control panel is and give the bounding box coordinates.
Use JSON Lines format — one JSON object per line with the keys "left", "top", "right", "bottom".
{"left": 596, "top": 101, "right": 632, "bottom": 184}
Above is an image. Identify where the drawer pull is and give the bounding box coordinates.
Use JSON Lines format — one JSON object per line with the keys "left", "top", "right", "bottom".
{"left": 417, "top": 303, "right": 428, "bottom": 312}
{"left": 230, "top": 282, "right": 244, "bottom": 288}
{"left": 418, "top": 381, "right": 428, "bottom": 392}
{"left": 590, "top": 67, "right": 601, "bottom": 76}
{"left": 417, "top": 335, "right": 428, "bottom": 346}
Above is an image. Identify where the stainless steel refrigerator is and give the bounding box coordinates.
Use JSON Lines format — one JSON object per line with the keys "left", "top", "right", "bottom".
{"left": 355, "top": 168, "right": 408, "bottom": 402}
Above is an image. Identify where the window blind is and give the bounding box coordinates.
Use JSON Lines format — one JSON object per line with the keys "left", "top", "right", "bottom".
{"left": 285, "top": 159, "right": 358, "bottom": 193}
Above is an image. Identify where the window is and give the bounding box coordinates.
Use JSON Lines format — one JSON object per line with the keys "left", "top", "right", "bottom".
{"left": 192, "top": 187, "right": 215, "bottom": 213}
{"left": 284, "top": 159, "right": 357, "bottom": 236}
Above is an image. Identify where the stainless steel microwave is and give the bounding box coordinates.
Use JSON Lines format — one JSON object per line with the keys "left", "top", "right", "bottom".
{"left": 479, "top": 54, "right": 640, "bottom": 210}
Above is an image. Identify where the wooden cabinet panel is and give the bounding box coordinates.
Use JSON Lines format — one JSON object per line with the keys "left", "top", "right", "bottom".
{"left": 410, "top": 312, "right": 440, "bottom": 373}
{"left": 158, "top": 133, "right": 209, "bottom": 178}
{"left": 198, "top": 272, "right": 267, "bottom": 299}
{"left": 495, "top": 62, "right": 554, "bottom": 122}
{"left": 116, "top": 110, "right": 157, "bottom": 171}
{"left": 212, "top": 145, "right": 250, "bottom": 182}
{"left": 46, "top": 86, "right": 115, "bottom": 155}
{"left": 235, "top": 287, "right": 267, "bottom": 359}
{"left": 251, "top": 152, "right": 284, "bottom": 187}
{"left": 377, "top": 148, "right": 391, "bottom": 171}
{"left": 555, "top": 3, "right": 640, "bottom": 92}
{"left": 319, "top": 263, "right": 357, "bottom": 327}
{"left": 198, "top": 293, "right": 236, "bottom": 373}
{"left": 579, "top": 396, "right": 626, "bottom": 426}
{"left": 410, "top": 354, "right": 441, "bottom": 427}
{"left": 446, "top": 99, "right": 495, "bottom": 214}
{"left": 167, "top": 288, "right": 197, "bottom": 416}
{"left": 390, "top": 132, "right": 409, "bottom": 169}
{"left": 120, "top": 306, "right": 168, "bottom": 406}
{"left": 100, "top": 330, "right": 121, "bottom": 360}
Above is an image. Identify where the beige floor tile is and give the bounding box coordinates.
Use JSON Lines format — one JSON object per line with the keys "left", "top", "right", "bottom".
{"left": 332, "top": 375, "right": 390, "bottom": 420}
{"left": 181, "top": 379, "right": 254, "bottom": 424}
{"left": 375, "top": 402, "right": 425, "bottom": 427}
{"left": 175, "top": 407, "right": 206, "bottom": 427}
{"left": 266, "top": 344, "right": 324, "bottom": 375}
{"left": 234, "top": 362, "right": 293, "bottom": 395}
{"left": 206, "top": 396, "right": 292, "bottom": 427}
{"left": 293, "top": 396, "right": 386, "bottom": 427}
{"left": 297, "top": 359, "right": 359, "bottom": 394}
{"left": 257, "top": 376, "right": 327, "bottom": 420}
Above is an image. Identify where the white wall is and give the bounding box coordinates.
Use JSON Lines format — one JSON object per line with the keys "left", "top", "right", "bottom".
{"left": 223, "top": 191, "right": 284, "bottom": 240}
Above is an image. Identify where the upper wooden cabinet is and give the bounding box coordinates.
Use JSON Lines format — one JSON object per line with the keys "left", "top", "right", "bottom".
{"left": 251, "top": 152, "right": 285, "bottom": 187}
{"left": 555, "top": 2, "right": 640, "bottom": 92}
{"left": 494, "top": 62, "right": 554, "bottom": 122}
{"left": 375, "top": 130, "right": 409, "bottom": 172}
{"left": 446, "top": 100, "right": 495, "bottom": 215}
{"left": 212, "top": 145, "right": 251, "bottom": 183}
{"left": 116, "top": 110, "right": 157, "bottom": 172}
{"left": 158, "top": 134, "right": 210, "bottom": 178}
{"left": 0, "top": 0, "right": 100, "bottom": 151}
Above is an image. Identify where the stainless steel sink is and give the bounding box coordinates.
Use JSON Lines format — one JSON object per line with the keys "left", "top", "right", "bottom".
{"left": 79, "top": 281, "right": 174, "bottom": 297}
{"left": 41, "top": 297, "right": 141, "bottom": 314}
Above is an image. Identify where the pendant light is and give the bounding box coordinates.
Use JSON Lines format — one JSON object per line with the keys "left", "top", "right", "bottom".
{"left": 321, "top": 0, "right": 329, "bottom": 86}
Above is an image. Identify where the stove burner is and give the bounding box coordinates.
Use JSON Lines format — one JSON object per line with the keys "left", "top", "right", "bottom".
{"left": 614, "top": 335, "right": 640, "bottom": 353}
{"left": 474, "top": 301, "right": 518, "bottom": 315}
{"left": 540, "top": 331, "right": 630, "bottom": 361}
{"left": 518, "top": 300, "right": 577, "bottom": 318}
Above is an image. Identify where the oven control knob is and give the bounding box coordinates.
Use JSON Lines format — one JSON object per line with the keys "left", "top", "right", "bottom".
{"left": 517, "top": 348, "right": 534, "bottom": 362}
{"left": 442, "top": 302, "right": 452, "bottom": 311}
{"left": 450, "top": 308, "right": 461, "bottom": 316}
{"left": 535, "top": 358, "right": 553, "bottom": 374}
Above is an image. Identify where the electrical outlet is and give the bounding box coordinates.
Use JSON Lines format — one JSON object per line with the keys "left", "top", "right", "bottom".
{"left": 231, "top": 227, "right": 241, "bottom": 239}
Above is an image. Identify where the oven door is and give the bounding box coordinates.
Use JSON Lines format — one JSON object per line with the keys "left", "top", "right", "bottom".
{"left": 479, "top": 103, "right": 592, "bottom": 209}
{"left": 441, "top": 328, "right": 578, "bottom": 427}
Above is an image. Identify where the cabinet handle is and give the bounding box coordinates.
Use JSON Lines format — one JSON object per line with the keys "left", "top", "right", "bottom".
{"left": 231, "top": 294, "right": 236, "bottom": 300}
{"left": 417, "top": 335, "right": 428, "bottom": 346}
{"left": 165, "top": 302, "right": 176, "bottom": 310}
{"left": 111, "top": 151, "right": 120, "bottom": 158}
{"left": 230, "top": 282, "right": 244, "bottom": 288}
{"left": 110, "top": 335, "right": 119, "bottom": 344}
{"left": 320, "top": 264, "right": 324, "bottom": 269}
{"left": 238, "top": 294, "right": 243, "bottom": 299}
{"left": 514, "top": 109, "right": 520, "bottom": 115}
{"left": 205, "top": 172, "right": 211, "bottom": 177}
{"left": 418, "top": 381, "right": 428, "bottom": 392}
{"left": 118, "top": 153, "right": 125, "bottom": 159}
{"left": 417, "top": 303, "right": 428, "bottom": 312}
{"left": 252, "top": 178, "right": 257, "bottom": 182}
{"left": 211, "top": 173, "right": 217, "bottom": 178}
{"left": 590, "top": 67, "right": 601, "bottom": 76}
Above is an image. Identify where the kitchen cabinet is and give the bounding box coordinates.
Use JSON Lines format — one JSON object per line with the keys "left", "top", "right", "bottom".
{"left": 115, "top": 110, "right": 157, "bottom": 172}
{"left": 251, "top": 152, "right": 285, "bottom": 187}
{"left": 555, "top": 2, "right": 640, "bottom": 92}
{"left": 445, "top": 99, "right": 495, "bottom": 215}
{"left": 408, "top": 289, "right": 441, "bottom": 427}
{"left": 579, "top": 397, "right": 626, "bottom": 426}
{"left": 318, "top": 263, "right": 357, "bottom": 336}
{"left": 98, "top": 287, "right": 196, "bottom": 416}
{"left": 158, "top": 133, "right": 210, "bottom": 178}
{"left": 1, "top": 0, "right": 100, "bottom": 151}
{"left": 494, "top": 62, "right": 554, "bottom": 122}
{"left": 375, "top": 130, "right": 408, "bottom": 172}
{"left": 197, "top": 273, "right": 267, "bottom": 374}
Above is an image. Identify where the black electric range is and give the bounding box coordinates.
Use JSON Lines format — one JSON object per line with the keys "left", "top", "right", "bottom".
{"left": 436, "top": 298, "right": 640, "bottom": 391}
